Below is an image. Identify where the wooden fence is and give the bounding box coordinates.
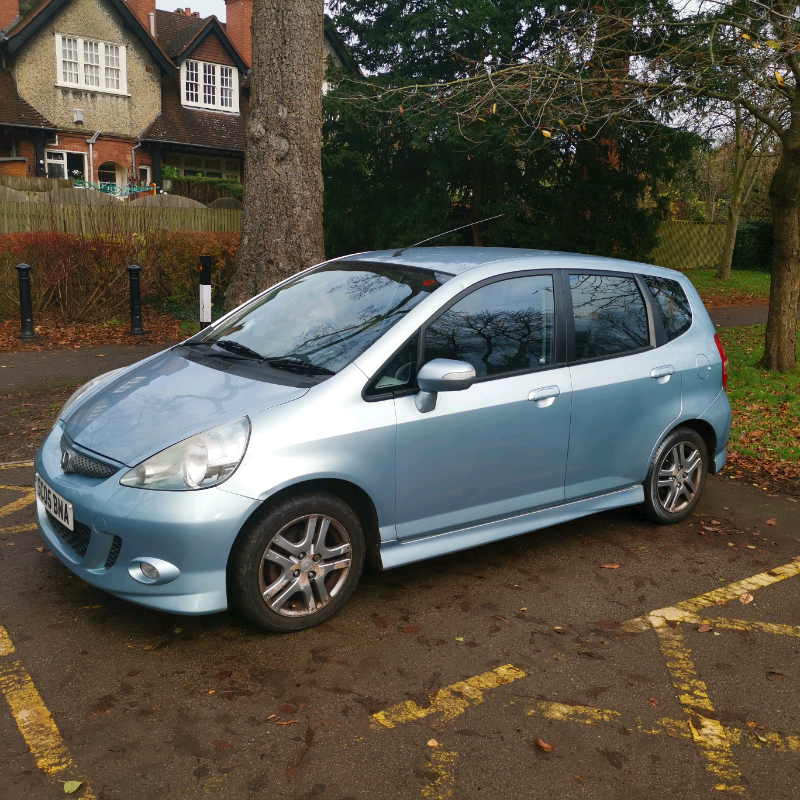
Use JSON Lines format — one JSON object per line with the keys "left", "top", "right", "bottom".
{"left": 0, "top": 175, "right": 73, "bottom": 192}
{"left": 650, "top": 221, "right": 727, "bottom": 271}
{"left": 0, "top": 202, "right": 242, "bottom": 234}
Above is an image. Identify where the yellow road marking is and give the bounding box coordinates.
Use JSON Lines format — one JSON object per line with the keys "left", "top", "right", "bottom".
{"left": 0, "top": 485, "right": 35, "bottom": 518}
{"left": 622, "top": 560, "right": 800, "bottom": 633}
{"left": 420, "top": 748, "right": 457, "bottom": 799}
{"left": 0, "top": 627, "right": 95, "bottom": 797}
{"left": 371, "top": 665, "right": 526, "bottom": 730}
{"left": 0, "top": 523, "right": 37, "bottom": 535}
{"left": 0, "top": 462, "right": 34, "bottom": 470}
{"left": 650, "top": 615, "right": 743, "bottom": 793}
{"left": 525, "top": 699, "right": 800, "bottom": 753}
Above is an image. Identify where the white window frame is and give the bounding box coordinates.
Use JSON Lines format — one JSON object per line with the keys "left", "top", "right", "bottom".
{"left": 180, "top": 59, "right": 239, "bottom": 113}
{"left": 55, "top": 34, "right": 128, "bottom": 95}
{"left": 45, "top": 149, "right": 87, "bottom": 180}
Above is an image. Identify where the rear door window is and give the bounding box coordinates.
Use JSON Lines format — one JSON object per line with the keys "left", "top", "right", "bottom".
{"left": 569, "top": 273, "right": 650, "bottom": 360}
{"left": 643, "top": 276, "right": 692, "bottom": 341}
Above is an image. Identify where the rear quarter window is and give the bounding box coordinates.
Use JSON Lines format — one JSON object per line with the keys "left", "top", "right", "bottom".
{"left": 643, "top": 276, "right": 692, "bottom": 341}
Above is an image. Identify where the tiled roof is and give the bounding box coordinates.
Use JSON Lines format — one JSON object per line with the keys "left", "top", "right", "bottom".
{"left": 5, "top": 0, "right": 55, "bottom": 38}
{"left": 141, "top": 75, "right": 246, "bottom": 152}
{"left": 0, "top": 71, "right": 53, "bottom": 128}
{"left": 155, "top": 10, "right": 209, "bottom": 58}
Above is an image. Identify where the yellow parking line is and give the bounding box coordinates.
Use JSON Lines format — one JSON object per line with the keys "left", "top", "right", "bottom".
{"left": 651, "top": 615, "right": 744, "bottom": 793}
{"left": 0, "top": 627, "right": 94, "bottom": 798}
{"left": 622, "top": 560, "right": 800, "bottom": 633}
{"left": 0, "top": 523, "right": 37, "bottom": 535}
{"left": 0, "top": 489, "right": 35, "bottom": 519}
{"left": 420, "top": 748, "right": 457, "bottom": 799}
{"left": 0, "top": 462, "right": 34, "bottom": 470}
{"left": 372, "top": 665, "right": 526, "bottom": 730}
{"left": 525, "top": 699, "right": 800, "bottom": 753}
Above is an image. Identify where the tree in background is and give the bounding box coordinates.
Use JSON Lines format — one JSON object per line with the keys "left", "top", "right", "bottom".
{"left": 325, "top": 0, "right": 695, "bottom": 261}
{"left": 335, "top": 1, "right": 800, "bottom": 370}
{"left": 224, "top": 0, "right": 325, "bottom": 311}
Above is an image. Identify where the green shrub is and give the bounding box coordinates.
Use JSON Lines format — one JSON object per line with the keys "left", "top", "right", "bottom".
{"left": 731, "top": 220, "right": 773, "bottom": 273}
{"left": 168, "top": 176, "right": 243, "bottom": 205}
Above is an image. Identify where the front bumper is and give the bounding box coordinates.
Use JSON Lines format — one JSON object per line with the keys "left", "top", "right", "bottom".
{"left": 34, "top": 425, "right": 261, "bottom": 615}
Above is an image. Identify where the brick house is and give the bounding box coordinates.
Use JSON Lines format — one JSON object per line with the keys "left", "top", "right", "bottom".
{"left": 0, "top": 0, "right": 354, "bottom": 191}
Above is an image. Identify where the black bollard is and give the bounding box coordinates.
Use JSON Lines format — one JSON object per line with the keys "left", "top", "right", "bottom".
{"left": 127, "top": 264, "right": 144, "bottom": 335}
{"left": 15, "top": 263, "right": 36, "bottom": 341}
{"left": 199, "top": 255, "right": 214, "bottom": 330}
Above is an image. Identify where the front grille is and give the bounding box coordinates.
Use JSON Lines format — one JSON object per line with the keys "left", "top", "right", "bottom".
{"left": 60, "top": 435, "right": 118, "bottom": 479}
{"left": 47, "top": 511, "right": 92, "bottom": 557}
{"left": 105, "top": 536, "right": 123, "bottom": 569}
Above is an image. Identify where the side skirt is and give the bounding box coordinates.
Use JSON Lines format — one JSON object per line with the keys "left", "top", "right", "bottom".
{"left": 379, "top": 485, "right": 644, "bottom": 570}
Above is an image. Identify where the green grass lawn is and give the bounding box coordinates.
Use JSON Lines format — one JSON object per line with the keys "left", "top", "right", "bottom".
{"left": 682, "top": 268, "right": 771, "bottom": 307}
{"left": 717, "top": 325, "right": 800, "bottom": 474}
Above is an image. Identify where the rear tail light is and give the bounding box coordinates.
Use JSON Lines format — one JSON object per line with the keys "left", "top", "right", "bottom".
{"left": 714, "top": 333, "right": 729, "bottom": 389}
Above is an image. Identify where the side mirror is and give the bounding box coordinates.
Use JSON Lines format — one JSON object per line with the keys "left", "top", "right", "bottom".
{"left": 415, "top": 359, "right": 476, "bottom": 413}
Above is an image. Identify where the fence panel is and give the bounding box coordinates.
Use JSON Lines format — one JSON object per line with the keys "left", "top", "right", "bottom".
{"left": 651, "top": 221, "right": 727, "bottom": 271}
{"left": 0, "top": 202, "right": 242, "bottom": 234}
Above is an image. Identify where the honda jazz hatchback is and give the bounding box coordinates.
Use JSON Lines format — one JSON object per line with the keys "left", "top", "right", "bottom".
{"left": 35, "top": 248, "right": 731, "bottom": 631}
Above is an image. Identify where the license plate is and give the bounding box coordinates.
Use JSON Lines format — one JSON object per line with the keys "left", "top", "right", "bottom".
{"left": 35, "top": 473, "right": 73, "bottom": 531}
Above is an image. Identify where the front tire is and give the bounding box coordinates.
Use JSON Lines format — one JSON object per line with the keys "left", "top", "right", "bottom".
{"left": 644, "top": 427, "right": 708, "bottom": 524}
{"left": 229, "top": 492, "right": 365, "bottom": 632}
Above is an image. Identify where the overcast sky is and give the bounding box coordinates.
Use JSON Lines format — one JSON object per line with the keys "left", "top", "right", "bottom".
{"left": 156, "top": 0, "right": 227, "bottom": 22}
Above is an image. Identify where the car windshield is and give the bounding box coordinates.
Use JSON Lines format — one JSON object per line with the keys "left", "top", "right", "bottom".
{"left": 190, "top": 262, "right": 452, "bottom": 377}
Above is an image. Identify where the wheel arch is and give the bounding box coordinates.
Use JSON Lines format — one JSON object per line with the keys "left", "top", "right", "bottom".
{"left": 670, "top": 419, "right": 718, "bottom": 473}
{"left": 227, "top": 478, "right": 384, "bottom": 574}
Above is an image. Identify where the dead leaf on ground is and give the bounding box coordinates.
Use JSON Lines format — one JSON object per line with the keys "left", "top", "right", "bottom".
{"left": 276, "top": 720, "right": 299, "bottom": 725}
{"left": 697, "top": 624, "right": 713, "bottom": 633}
{"left": 710, "top": 519, "right": 722, "bottom": 525}
{"left": 766, "top": 518, "right": 778, "bottom": 526}
{"left": 491, "top": 615, "right": 510, "bottom": 625}
{"left": 427, "top": 739, "right": 439, "bottom": 748}
{"left": 535, "top": 738, "right": 553, "bottom": 753}
{"left": 601, "top": 564, "right": 621, "bottom": 569}
{"left": 35, "top": 547, "right": 46, "bottom": 553}
{"left": 649, "top": 697, "right": 659, "bottom": 707}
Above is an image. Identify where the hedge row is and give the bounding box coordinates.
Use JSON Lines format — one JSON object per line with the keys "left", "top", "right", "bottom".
{"left": 0, "top": 231, "right": 239, "bottom": 323}
{"left": 731, "top": 220, "right": 773, "bottom": 273}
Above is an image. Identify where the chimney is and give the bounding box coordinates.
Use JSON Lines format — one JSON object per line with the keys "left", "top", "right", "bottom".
{"left": 127, "top": 0, "right": 157, "bottom": 37}
{"left": 0, "top": 0, "right": 19, "bottom": 31}
{"left": 224, "top": 0, "right": 252, "bottom": 67}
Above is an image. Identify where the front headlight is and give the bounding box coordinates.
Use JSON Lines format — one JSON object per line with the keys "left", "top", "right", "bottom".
{"left": 60, "top": 368, "right": 124, "bottom": 419}
{"left": 120, "top": 417, "right": 251, "bottom": 491}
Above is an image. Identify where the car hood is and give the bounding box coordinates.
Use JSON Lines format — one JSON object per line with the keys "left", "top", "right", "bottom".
{"left": 64, "top": 350, "right": 308, "bottom": 465}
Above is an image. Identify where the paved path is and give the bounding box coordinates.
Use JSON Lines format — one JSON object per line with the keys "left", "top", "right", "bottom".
{"left": 0, "top": 344, "right": 174, "bottom": 393}
{"left": 709, "top": 302, "right": 800, "bottom": 327}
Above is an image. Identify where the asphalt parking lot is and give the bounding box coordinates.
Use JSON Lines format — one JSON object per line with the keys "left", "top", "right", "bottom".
{"left": 2, "top": 456, "right": 800, "bottom": 799}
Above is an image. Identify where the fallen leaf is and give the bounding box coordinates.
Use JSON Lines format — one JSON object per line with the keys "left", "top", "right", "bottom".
{"left": 492, "top": 615, "right": 510, "bottom": 625}
{"left": 601, "top": 564, "right": 621, "bottom": 569}
{"left": 173, "top": 628, "right": 182, "bottom": 634}
{"left": 427, "top": 739, "right": 439, "bottom": 748}
{"left": 212, "top": 740, "right": 230, "bottom": 750}
{"left": 267, "top": 714, "right": 277, "bottom": 720}
{"left": 371, "top": 614, "right": 389, "bottom": 629}
{"left": 710, "top": 520, "right": 722, "bottom": 526}
{"left": 697, "top": 624, "right": 713, "bottom": 633}
{"left": 756, "top": 733, "right": 768, "bottom": 743}
{"left": 703, "top": 527, "right": 720, "bottom": 534}
{"left": 402, "top": 626, "right": 419, "bottom": 634}
{"left": 535, "top": 738, "right": 553, "bottom": 752}
{"left": 541, "top": 130, "right": 552, "bottom": 138}
{"left": 553, "top": 626, "right": 564, "bottom": 634}
{"left": 649, "top": 697, "right": 659, "bottom": 707}
{"left": 766, "top": 518, "right": 778, "bottom": 526}
{"left": 455, "top": 636, "right": 464, "bottom": 642}
{"left": 520, "top": 607, "right": 528, "bottom": 611}
{"left": 63, "top": 782, "right": 82, "bottom": 794}
{"left": 746, "top": 721, "right": 757, "bottom": 728}
{"left": 276, "top": 720, "right": 299, "bottom": 725}
{"left": 35, "top": 547, "right": 46, "bottom": 553}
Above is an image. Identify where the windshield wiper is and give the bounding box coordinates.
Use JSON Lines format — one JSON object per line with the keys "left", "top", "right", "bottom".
{"left": 267, "top": 357, "right": 335, "bottom": 376}
{"left": 178, "top": 339, "right": 266, "bottom": 361}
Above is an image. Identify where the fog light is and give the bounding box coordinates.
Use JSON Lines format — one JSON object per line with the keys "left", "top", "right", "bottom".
{"left": 128, "top": 557, "right": 180, "bottom": 585}
{"left": 140, "top": 562, "right": 159, "bottom": 581}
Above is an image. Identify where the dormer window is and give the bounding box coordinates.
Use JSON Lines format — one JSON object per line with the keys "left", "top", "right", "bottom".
{"left": 181, "top": 60, "right": 239, "bottom": 113}
{"left": 55, "top": 34, "right": 127, "bottom": 95}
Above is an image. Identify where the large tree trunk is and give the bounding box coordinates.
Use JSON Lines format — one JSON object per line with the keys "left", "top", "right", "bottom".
{"left": 761, "top": 144, "right": 800, "bottom": 371}
{"left": 224, "top": 0, "right": 325, "bottom": 312}
{"left": 715, "top": 206, "right": 740, "bottom": 281}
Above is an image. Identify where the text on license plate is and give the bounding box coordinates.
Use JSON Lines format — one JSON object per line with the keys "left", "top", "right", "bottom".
{"left": 35, "top": 473, "right": 73, "bottom": 531}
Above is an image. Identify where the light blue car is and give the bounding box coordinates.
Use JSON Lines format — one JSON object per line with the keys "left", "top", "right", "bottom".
{"left": 34, "top": 248, "right": 731, "bottom": 631}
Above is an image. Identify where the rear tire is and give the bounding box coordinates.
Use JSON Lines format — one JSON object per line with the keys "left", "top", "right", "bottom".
{"left": 229, "top": 492, "right": 365, "bottom": 632}
{"left": 643, "top": 427, "right": 708, "bottom": 524}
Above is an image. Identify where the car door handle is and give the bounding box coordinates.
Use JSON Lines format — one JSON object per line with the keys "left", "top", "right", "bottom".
{"left": 528, "top": 386, "right": 560, "bottom": 407}
{"left": 650, "top": 365, "right": 675, "bottom": 383}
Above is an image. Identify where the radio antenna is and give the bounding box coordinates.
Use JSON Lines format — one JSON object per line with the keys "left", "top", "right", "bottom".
{"left": 392, "top": 214, "right": 505, "bottom": 257}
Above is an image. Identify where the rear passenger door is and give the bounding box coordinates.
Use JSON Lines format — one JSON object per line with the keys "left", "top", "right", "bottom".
{"left": 564, "top": 271, "right": 681, "bottom": 501}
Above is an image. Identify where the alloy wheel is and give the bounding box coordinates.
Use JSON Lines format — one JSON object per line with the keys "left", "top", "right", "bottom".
{"left": 657, "top": 442, "right": 703, "bottom": 514}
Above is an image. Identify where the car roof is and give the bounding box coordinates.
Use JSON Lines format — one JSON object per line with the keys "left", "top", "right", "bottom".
{"left": 336, "top": 246, "right": 680, "bottom": 279}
